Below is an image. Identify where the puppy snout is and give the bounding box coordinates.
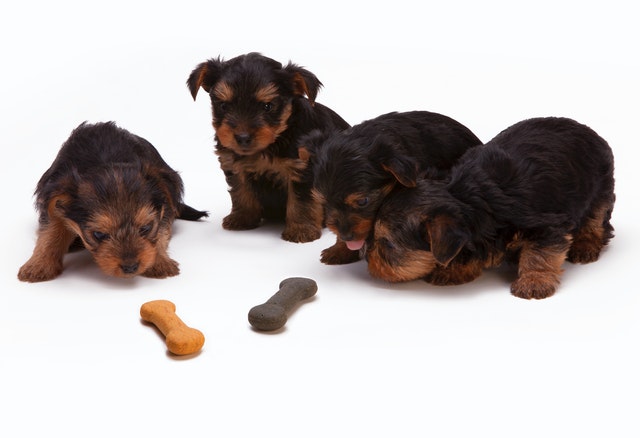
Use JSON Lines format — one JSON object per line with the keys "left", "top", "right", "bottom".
{"left": 234, "top": 133, "right": 252, "bottom": 147}
{"left": 120, "top": 262, "right": 139, "bottom": 275}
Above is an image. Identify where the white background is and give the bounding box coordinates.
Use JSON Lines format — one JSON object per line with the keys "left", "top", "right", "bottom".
{"left": 1, "top": 1, "right": 639, "bottom": 436}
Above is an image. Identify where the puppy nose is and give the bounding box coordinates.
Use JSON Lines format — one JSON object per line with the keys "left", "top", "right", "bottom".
{"left": 340, "top": 232, "right": 354, "bottom": 241}
{"left": 120, "top": 262, "right": 139, "bottom": 274}
{"left": 235, "top": 133, "right": 252, "bottom": 147}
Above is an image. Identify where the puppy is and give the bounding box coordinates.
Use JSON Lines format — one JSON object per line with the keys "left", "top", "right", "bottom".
{"left": 307, "top": 110, "right": 481, "bottom": 265}
{"left": 18, "top": 122, "right": 208, "bottom": 282}
{"left": 366, "top": 117, "right": 616, "bottom": 299}
{"left": 187, "top": 52, "right": 349, "bottom": 243}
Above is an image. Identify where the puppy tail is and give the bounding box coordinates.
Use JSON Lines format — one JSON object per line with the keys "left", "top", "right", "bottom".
{"left": 177, "top": 203, "right": 209, "bottom": 221}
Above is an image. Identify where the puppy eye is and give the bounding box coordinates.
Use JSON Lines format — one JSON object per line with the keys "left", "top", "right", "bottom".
{"left": 93, "top": 231, "right": 110, "bottom": 242}
{"left": 356, "top": 197, "right": 369, "bottom": 208}
{"left": 214, "top": 100, "right": 229, "bottom": 112}
{"left": 139, "top": 224, "right": 153, "bottom": 236}
{"left": 263, "top": 102, "right": 273, "bottom": 112}
{"left": 381, "top": 238, "right": 396, "bottom": 250}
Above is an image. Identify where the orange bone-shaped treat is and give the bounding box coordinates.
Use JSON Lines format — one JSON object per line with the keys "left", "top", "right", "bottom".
{"left": 140, "top": 300, "right": 204, "bottom": 355}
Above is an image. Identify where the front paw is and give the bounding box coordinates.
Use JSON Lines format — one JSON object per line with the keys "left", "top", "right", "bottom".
{"left": 424, "top": 263, "right": 481, "bottom": 286}
{"left": 18, "top": 259, "right": 63, "bottom": 282}
{"left": 143, "top": 257, "right": 180, "bottom": 279}
{"left": 282, "top": 223, "right": 322, "bottom": 243}
{"left": 222, "top": 212, "right": 261, "bottom": 230}
{"left": 320, "top": 242, "right": 362, "bottom": 265}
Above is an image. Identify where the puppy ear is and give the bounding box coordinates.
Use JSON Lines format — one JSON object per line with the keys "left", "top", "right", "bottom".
{"left": 381, "top": 157, "right": 419, "bottom": 187}
{"left": 427, "top": 214, "right": 469, "bottom": 266}
{"left": 187, "top": 58, "right": 223, "bottom": 100}
{"left": 373, "top": 135, "right": 419, "bottom": 187}
{"left": 284, "top": 62, "right": 322, "bottom": 103}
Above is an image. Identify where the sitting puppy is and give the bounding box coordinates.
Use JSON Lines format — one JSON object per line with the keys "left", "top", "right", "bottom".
{"left": 18, "top": 122, "right": 208, "bottom": 282}
{"left": 187, "top": 52, "right": 349, "bottom": 242}
{"left": 366, "top": 117, "right": 616, "bottom": 299}
{"left": 307, "top": 110, "right": 481, "bottom": 264}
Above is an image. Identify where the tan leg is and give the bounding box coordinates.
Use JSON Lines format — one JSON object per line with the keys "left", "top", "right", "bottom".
{"left": 425, "top": 259, "right": 484, "bottom": 286}
{"left": 18, "top": 218, "right": 77, "bottom": 282}
{"left": 321, "top": 238, "right": 362, "bottom": 265}
{"left": 142, "top": 225, "right": 179, "bottom": 278}
{"left": 282, "top": 181, "right": 323, "bottom": 243}
{"left": 511, "top": 238, "right": 570, "bottom": 299}
{"left": 567, "top": 205, "right": 611, "bottom": 264}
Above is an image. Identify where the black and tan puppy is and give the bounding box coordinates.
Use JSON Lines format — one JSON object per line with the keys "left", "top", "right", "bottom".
{"left": 18, "top": 122, "right": 207, "bottom": 282}
{"left": 187, "top": 52, "right": 349, "bottom": 243}
{"left": 308, "top": 110, "right": 481, "bottom": 264}
{"left": 367, "top": 117, "right": 616, "bottom": 299}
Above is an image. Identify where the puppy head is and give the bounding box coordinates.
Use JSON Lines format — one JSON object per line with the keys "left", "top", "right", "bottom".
{"left": 366, "top": 182, "right": 470, "bottom": 281}
{"left": 57, "top": 164, "right": 177, "bottom": 278}
{"left": 187, "top": 52, "right": 322, "bottom": 156}
{"left": 311, "top": 130, "right": 420, "bottom": 250}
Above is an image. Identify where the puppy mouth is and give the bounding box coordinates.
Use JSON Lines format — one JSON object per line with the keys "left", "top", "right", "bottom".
{"left": 345, "top": 240, "right": 366, "bottom": 251}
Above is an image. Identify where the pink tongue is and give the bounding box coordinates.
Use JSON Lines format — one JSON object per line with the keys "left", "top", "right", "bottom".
{"left": 346, "top": 240, "right": 365, "bottom": 251}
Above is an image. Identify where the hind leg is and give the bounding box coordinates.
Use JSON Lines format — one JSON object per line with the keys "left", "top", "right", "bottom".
{"left": 567, "top": 202, "right": 614, "bottom": 264}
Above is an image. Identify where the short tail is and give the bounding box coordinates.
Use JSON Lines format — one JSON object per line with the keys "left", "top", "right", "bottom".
{"left": 177, "top": 203, "right": 209, "bottom": 221}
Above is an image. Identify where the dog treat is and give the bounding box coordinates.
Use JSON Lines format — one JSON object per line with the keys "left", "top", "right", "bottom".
{"left": 248, "top": 277, "right": 318, "bottom": 331}
{"left": 140, "top": 300, "right": 205, "bottom": 355}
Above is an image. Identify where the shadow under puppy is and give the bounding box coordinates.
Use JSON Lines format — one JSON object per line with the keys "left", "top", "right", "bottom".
{"left": 18, "top": 122, "right": 208, "bottom": 282}
{"left": 187, "top": 52, "right": 349, "bottom": 243}
{"left": 305, "top": 110, "right": 481, "bottom": 265}
{"left": 367, "top": 117, "right": 615, "bottom": 299}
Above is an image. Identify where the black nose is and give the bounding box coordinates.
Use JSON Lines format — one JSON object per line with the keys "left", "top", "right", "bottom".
{"left": 235, "top": 133, "right": 252, "bottom": 147}
{"left": 340, "top": 231, "right": 354, "bottom": 241}
{"left": 120, "top": 263, "right": 139, "bottom": 274}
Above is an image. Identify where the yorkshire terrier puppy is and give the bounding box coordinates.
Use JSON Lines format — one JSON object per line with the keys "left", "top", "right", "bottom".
{"left": 366, "top": 117, "right": 616, "bottom": 299}
{"left": 18, "top": 121, "right": 208, "bottom": 282}
{"left": 187, "top": 52, "right": 349, "bottom": 243}
{"left": 306, "top": 110, "right": 481, "bottom": 264}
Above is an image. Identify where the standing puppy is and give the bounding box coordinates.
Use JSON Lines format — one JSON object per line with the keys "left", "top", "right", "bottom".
{"left": 308, "top": 111, "right": 481, "bottom": 264}
{"left": 367, "top": 117, "right": 615, "bottom": 299}
{"left": 18, "top": 122, "right": 207, "bottom": 282}
{"left": 187, "top": 52, "right": 349, "bottom": 242}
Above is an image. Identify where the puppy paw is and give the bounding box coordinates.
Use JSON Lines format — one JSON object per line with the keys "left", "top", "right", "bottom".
{"left": 282, "top": 224, "right": 322, "bottom": 243}
{"left": 143, "top": 258, "right": 180, "bottom": 279}
{"left": 222, "top": 213, "right": 261, "bottom": 231}
{"left": 320, "top": 243, "right": 361, "bottom": 265}
{"left": 510, "top": 276, "right": 556, "bottom": 299}
{"left": 425, "top": 264, "right": 481, "bottom": 286}
{"left": 567, "top": 241, "right": 602, "bottom": 264}
{"left": 18, "top": 260, "right": 63, "bottom": 282}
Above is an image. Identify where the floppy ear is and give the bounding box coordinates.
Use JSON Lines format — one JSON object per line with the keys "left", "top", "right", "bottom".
{"left": 373, "top": 135, "right": 419, "bottom": 187}
{"left": 187, "top": 58, "right": 224, "bottom": 100}
{"left": 284, "top": 62, "right": 322, "bottom": 104}
{"left": 381, "top": 156, "right": 419, "bottom": 187}
{"left": 427, "top": 214, "right": 470, "bottom": 266}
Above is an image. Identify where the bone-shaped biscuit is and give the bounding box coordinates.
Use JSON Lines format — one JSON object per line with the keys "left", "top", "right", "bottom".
{"left": 140, "top": 300, "right": 205, "bottom": 355}
{"left": 248, "top": 277, "right": 318, "bottom": 331}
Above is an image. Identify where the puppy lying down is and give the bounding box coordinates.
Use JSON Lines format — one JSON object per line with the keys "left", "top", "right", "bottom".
{"left": 367, "top": 116, "right": 615, "bottom": 299}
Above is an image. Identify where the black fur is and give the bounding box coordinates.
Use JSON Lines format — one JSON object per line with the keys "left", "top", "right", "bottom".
{"left": 36, "top": 121, "right": 207, "bottom": 225}
{"left": 307, "top": 110, "right": 481, "bottom": 264}
{"left": 187, "top": 52, "right": 349, "bottom": 243}
{"left": 367, "top": 117, "right": 616, "bottom": 299}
